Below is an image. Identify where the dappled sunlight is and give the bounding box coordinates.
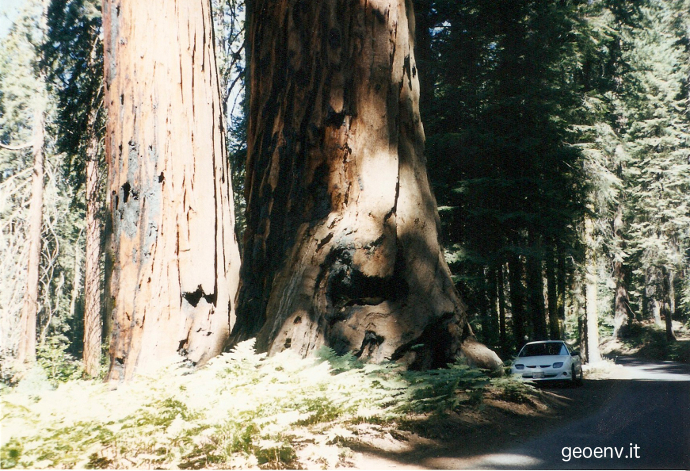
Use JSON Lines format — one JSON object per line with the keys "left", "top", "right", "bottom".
{"left": 431, "top": 452, "right": 545, "bottom": 469}
{"left": 612, "top": 357, "right": 690, "bottom": 382}
{"left": 1, "top": 339, "right": 501, "bottom": 469}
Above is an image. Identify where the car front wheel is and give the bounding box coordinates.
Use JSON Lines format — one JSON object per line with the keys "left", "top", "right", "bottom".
{"left": 571, "top": 366, "right": 582, "bottom": 387}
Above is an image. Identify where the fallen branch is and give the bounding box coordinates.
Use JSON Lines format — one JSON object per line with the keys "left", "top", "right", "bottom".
{"left": 0, "top": 142, "right": 34, "bottom": 151}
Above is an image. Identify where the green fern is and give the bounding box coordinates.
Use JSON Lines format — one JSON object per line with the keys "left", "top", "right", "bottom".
{"left": 1, "top": 339, "right": 521, "bottom": 469}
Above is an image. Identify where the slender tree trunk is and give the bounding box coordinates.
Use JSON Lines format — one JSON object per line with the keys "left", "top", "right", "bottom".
{"left": 487, "top": 267, "right": 499, "bottom": 347}
{"left": 526, "top": 256, "right": 547, "bottom": 340}
{"left": 83, "top": 106, "right": 103, "bottom": 378}
{"left": 651, "top": 298, "right": 662, "bottom": 326}
{"left": 644, "top": 266, "right": 662, "bottom": 326}
{"left": 16, "top": 103, "right": 46, "bottom": 368}
{"left": 663, "top": 267, "right": 676, "bottom": 342}
{"left": 102, "top": 0, "right": 242, "bottom": 381}
{"left": 612, "top": 203, "right": 630, "bottom": 338}
{"left": 69, "top": 229, "right": 83, "bottom": 323}
{"left": 478, "top": 268, "right": 490, "bottom": 344}
{"left": 232, "top": 0, "right": 502, "bottom": 370}
{"left": 586, "top": 289, "right": 599, "bottom": 362}
{"left": 557, "top": 247, "right": 566, "bottom": 327}
{"left": 584, "top": 217, "right": 600, "bottom": 363}
{"left": 572, "top": 276, "right": 586, "bottom": 360}
{"left": 546, "top": 243, "right": 560, "bottom": 339}
{"left": 508, "top": 253, "right": 527, "bottom": 348}
{"left": 578, "top": 313, "right": 587, "bottom": 361}
{"left": 612, "top": 259, "right": 630, "bottom": 338}
{"left": 526, "top": 233, "right": 547, "bottom": 340}
{"left": 497, "top": 264, "right": 508, "bottom": 356}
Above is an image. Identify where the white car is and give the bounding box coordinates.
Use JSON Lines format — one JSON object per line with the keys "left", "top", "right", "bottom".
{"left": 511, "top": 340, "right": 583, "bottom": 385}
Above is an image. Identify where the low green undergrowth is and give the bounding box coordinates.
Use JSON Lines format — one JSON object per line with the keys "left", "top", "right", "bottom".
{"left": 1, "top": 340, "right": 526, "bottom": 469}
{"left": 632, "top": 328, "right": 690, "bottom": 364}
{"left": 488, "top": 376, "right": 539, "bottom": 404}
{"left": 607, "top": 323, "right": 690, "bottom": 363}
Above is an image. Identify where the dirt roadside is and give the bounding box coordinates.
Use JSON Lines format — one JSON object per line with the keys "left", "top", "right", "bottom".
{"left": 348, "top": 368, "right": 627, "bottom": 469}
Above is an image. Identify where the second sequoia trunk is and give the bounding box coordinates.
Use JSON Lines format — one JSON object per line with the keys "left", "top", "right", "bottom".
{"left": 102, "top": 0, "right": 241, "bottom": 380}
{"left": 234, "top": 0, "right": 499, "bottom": 369}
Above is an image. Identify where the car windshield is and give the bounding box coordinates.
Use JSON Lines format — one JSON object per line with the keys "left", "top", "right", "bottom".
{"left": 519, "top": 342, "right": 568, "bottom": 357}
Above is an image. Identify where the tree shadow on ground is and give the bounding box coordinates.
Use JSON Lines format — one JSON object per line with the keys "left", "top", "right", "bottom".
{"left": 351, "top": 363, "right": 690, "bottom": 469}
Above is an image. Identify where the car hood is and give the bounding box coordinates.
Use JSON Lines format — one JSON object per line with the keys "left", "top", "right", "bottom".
{"left": 514, "top": 355, "right": 570, "bottom": 367}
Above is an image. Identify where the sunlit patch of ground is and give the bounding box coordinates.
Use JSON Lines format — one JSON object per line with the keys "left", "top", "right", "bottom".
{"left": 4, "top": 338, "right": 650, "bottom": 470}
{"left": 583, "top": 358, "right": 632, "bottom": 380}
{"left": 0, "top": 341, "right": 531, "bottom": 469}
{"left": 600, "top": 321, "right": 690, "bottom": 364}
{"left": 350, "top": 358, "right": 645, "bottom": 469}
{"left": 350, "top": 381, "right": 585, "bottom": 469}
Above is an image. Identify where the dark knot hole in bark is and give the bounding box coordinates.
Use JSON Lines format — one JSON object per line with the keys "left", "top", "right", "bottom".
{"left": 391, "top": 312, "right": 457, "bottom": 370}
{"left": 323, "top": 244, "right": 408, "bottom": 312}
{"left": 121, "top": 182, "right": 131, "bottom": 204}
{"left": 182, "top": 285, "right": 217, "bottom": 308}
{"left": 325, "top": 106, "right": 346, "bottom": 128}
{"left": 357, "top": 330, "right": 385, "bottom": 358}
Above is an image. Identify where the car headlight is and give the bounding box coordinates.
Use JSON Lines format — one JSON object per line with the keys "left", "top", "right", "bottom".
{"left": 552, "top": 362, "right": 564, "bottom": 368}
{"left": 514, "top": 364, "right": 525, "bottom": 370}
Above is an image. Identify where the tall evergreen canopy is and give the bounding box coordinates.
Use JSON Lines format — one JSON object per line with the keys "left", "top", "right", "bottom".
{"left": 0, "top": 0, "right": 688, "bottom": 379}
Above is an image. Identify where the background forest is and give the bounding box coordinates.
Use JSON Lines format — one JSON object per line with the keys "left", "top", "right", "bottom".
{"left": 1, "top": 0, "right": 689, "bottom": 384}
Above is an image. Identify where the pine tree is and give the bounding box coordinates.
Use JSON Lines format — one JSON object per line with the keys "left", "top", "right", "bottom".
{"left": 423, "top": 0, "right": 588, "bottom": 350}
{"left": 1, "top": 0, "right": 86, "bottom": 378}
{"left": 623, "top": 0, "right": 689, "bottom": 340}
{"left": 0, "top": 0, "right": 50, "bottom": 372}
{"left": 575, "top": 0, "right": 689, "bottom": 340}
{"left": 43, "top": 0, "right": 105, "bottom": 376}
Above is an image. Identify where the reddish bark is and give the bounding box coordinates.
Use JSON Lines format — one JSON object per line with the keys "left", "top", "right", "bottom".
{"left": 83, "top": 105, "right": 102, "bottom": 377}
{"left": 233, "top": 0, "right": 502, "bottom": 370}
{"left": 102, "top": 0, "right": 241, "bottom": 380}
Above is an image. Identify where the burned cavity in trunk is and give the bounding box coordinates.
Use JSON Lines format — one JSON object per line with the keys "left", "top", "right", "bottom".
{"left": 317, "top": 239, "right": 409, "bottom": 353}
{"left": 232, "top": 0, "right": 503, "bottom": 373}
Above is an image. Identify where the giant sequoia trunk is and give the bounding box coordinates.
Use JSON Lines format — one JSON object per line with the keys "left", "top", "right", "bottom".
{"left": 233, "top": 0, "right": 501, "bottom": 369}
{"left": 103, "top": 0, "right": 241, "bottom": 380}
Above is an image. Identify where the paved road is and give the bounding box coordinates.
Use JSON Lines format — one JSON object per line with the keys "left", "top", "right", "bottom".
{"left": 454, "top": 357, "right": 690, "bottom": 469}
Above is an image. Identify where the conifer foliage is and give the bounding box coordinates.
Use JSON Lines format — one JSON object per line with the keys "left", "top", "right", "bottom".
{"left": 0, "top": 0, "right": 688, "bottom": 381}
{"left": 419, "top": 0, "right": 689, "bottom": 354}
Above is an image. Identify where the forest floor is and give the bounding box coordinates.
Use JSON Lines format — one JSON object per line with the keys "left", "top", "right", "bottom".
{"left": 350, "top": 365, "right": 622, "bottom": 469}
{"left": 352, "top": 328, "right": 690, "bottom": 470}
{"left": 2, "top": 330, "right": 688, "bottom": 470}
{"left": 599, "top": 320, "right": 690, "bottom": 364}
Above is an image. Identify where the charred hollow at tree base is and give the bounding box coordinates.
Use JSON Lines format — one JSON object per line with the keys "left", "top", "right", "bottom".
{"left": 231, "top": 0, "right": 502, "bottom": 372}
